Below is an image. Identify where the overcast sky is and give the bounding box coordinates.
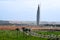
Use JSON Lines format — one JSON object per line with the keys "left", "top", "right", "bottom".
{"left": 0, "top": 0, "right": 60, "bottom": 22}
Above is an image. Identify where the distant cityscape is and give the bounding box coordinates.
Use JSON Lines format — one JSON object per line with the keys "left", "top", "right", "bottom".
{"left": 0, "top": 20, "right": 60, "bottom": 27}
{"left": 0, "top": 5, "right": 60, "bottom": 27}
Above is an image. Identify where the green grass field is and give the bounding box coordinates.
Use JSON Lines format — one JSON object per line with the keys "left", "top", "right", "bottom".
{"left": 33, "top": 30, "right": 60, "bottom": 35}
{"left": 0, "top": 30, "right": 47, "bottom": 40}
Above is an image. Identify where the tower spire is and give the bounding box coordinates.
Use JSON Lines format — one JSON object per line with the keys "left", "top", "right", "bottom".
{"left": 37, "top": 4, "right": 40, "bottom": 26}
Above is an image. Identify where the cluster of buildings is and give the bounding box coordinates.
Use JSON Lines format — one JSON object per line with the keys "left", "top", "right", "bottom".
{"left": 0, "top": 5, "right": 60, "bottom": 27}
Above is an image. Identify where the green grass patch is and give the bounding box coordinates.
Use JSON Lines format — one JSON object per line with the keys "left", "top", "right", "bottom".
{"left": 33, "top": 30, "right": 60, "bottom": 35}
{"left": 0, "top": 30, "right": 47, "bottom": 40}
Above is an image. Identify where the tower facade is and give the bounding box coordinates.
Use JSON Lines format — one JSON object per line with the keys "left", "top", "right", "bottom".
{"left": 37, "top": 5, "right": 40, "bottom": 26}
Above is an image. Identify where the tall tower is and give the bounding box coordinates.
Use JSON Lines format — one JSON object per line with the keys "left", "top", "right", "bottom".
{"left": 37, "top": 5, "right": 40, "bottom": 26}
